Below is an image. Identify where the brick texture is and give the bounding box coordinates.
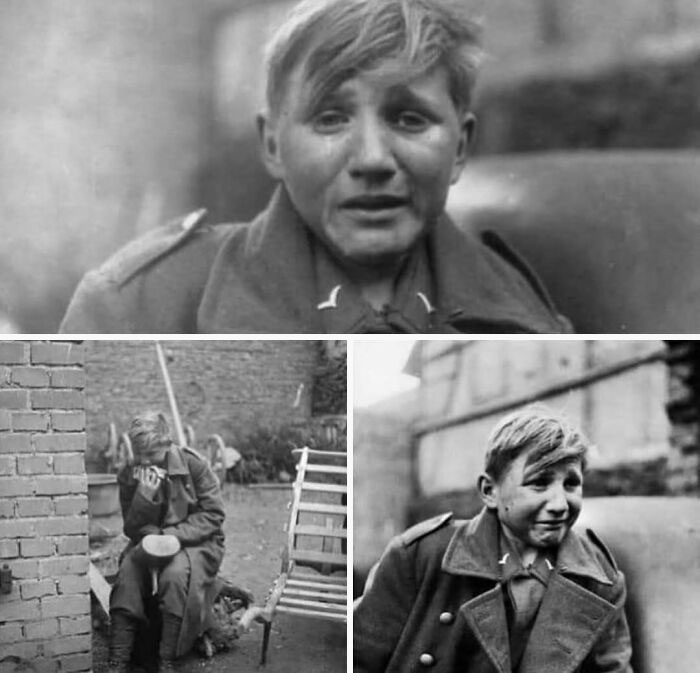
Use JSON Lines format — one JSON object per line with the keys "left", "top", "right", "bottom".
{"left": 0, "top": 433, "right": 31, "bottom": 453}
{"left": 85, "top": 340, "right": 317, "bottom": 466}
{"left": 11, "top": 366, "right": 50, "bottom": 388}
{"left": 50, "top": 368, "right": 86, "bottom": 389}
{"left": 16, "top": 497, "right": 52, "bottom": 517}
{"left": 0, "top": 341, "right": 29, "bottom": 364}
{"left": 33, "top": 433, "right": 86, "bottom": 453}
{"left": 51, "top": 411, "right": 86, "bottom": 432}
{"left": 12, "top": 411, "right": 50, "bottom": 431}
{"left": 31, "top": 389, "right": 83, "bottom": 410}
{"left": 0, "top": 454, "right": 16, "bottom": 475}
{"left": 0, "top": 341, "right": 90, "bottom": 671}
{"left": 0, "top": 389, "right": 29, "bottom": 409}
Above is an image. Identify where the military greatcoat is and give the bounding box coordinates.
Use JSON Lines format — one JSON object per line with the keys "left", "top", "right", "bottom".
{"left": 111, "top": 444, "right": 225, "bottom": 658}
{"left": 354, "top": 509, "right": 633, "bottom": 673}
{"left": 60, "top": 187, "right": 570, "bottom": 334}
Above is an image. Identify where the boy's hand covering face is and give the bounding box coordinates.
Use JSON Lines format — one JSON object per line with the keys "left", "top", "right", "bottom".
{"left": 479, "top": 452, "right": 583, "bottom": 551}
{"left": 259, "top": 63, "right": 474, "bottom": 271}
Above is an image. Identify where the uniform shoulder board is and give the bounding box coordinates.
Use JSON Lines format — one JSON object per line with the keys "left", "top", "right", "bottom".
{"left": 399, "top": 512, "right": 453, "bottom": 547}
{"left": 182, "top": 445, "right": 205, "bottom": 462}
{"left": 480, "top": 229, "right": 556, "bottom": 311}
{"left": 107, "top": 208, "right": 211, "bottom": 286}
{"left": 585, "top": 528, "right": 618, "bottom": 572}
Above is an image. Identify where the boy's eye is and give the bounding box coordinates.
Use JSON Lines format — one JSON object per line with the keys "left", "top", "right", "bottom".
{"left": 312, "top": 110, "right": 349, "bottom": 133}
{"left": 393, "top": 110, "right": 431, "bottom": 132}
{"left": 565, "top": 476, "right": 582, "bottom": 490}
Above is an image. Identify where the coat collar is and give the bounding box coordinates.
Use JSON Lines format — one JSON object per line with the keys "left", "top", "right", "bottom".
{"left": 198, "top": 186, "right": 561, "bottom": 333}
{"left": 165, "top": 445, "right": 190, "bottom": 477}
{"left": 442, "top": 508, "right": 612, "bottom": 586}
{"left": 445, "top": 509, "right": 617, "bottom": 673}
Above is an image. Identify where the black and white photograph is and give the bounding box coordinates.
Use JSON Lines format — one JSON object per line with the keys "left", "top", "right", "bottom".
{"left": 0, "top": 339, "right": 347, "bottom": 673}
{"left": 2, "top": 0, "right": 699, "bottom": 334}
{"left": 354, "top": 339, "right": 700, "bottom": 672}
{"left": 3, "top": 0, "right": 700, "bottom": 671}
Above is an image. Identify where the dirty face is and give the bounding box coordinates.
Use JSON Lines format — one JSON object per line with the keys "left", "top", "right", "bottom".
{"left": 259, "top": 62, "right": 474, "bottom": 269}
{"left": 488, "top": 451, "right": 583, "bottom": 550}
{"left": 134, "top": 442, "right": 169, "bottom": 467}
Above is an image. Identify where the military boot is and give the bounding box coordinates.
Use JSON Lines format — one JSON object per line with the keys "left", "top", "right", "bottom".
{"left": 158, "top": 612, "right": 182, "bottom": 673}
{"left": 108, "top": 609, "right": 136, "bottom": 672}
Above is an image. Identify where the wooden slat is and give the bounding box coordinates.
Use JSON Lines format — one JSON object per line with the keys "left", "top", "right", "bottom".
{"left": 294, "top": 525, "right": 347, "bottom": 538}
{"left": 287, "top": 579, "right": 346, "bottom": 593}
{"left": 279, "top": 597, "right": 345, "bottom": 612}
{"left": 291, "top": 549, "right": 346, "bottom": 566}
{"left": 283, "top": 585, "right": 348, "bottom": 604}
{"left": 297, "top": 502, "right": 347, "bottom": 515}
{"left": 302, "top": 482, "right": 347, "bottom": 494}
{"left": 276, "top": 606, "right": 347, "bottom": 621}
{"left": 305, "top": 464, "right": 347, "bottom": 474}
{"left": 89, "top": 562, "right": 111, "bottom": 616}
{"left": 289, "top": 571, "right": 346, "bottom": 584}
{"left": 292, "top": 448, "right": 347, "bottom": 458}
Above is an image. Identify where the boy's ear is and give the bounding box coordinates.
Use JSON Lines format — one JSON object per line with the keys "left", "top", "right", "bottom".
{"left": 257, "top": 112, "right": 285, "bottom": 180}
{"left": 477, "top": 472, "right": 499, "bottom": 510}
{"left": 450, "top": 111, "right": 477, "bottom": 185}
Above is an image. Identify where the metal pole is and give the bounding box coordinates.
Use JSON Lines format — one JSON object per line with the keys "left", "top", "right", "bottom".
{"left": 155, "top": 342, "right": 186, "bottom": 446}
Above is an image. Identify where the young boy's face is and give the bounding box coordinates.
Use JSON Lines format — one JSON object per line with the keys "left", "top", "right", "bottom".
{"left": 485, "top": 450, "right": 583, "bottom": 550}
{"left": 134, "top": 442, "right": 169, "bottom": 467}
{"left": 259, "top": 61, "right": 474, "bottom": 269}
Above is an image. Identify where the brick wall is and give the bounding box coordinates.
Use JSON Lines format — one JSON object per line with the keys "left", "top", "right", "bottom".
{"left": 0, "top": 341, "right": 90, "bottom": 673}
{"left": 84, "top": 341, "right": 319, "bottom": 468}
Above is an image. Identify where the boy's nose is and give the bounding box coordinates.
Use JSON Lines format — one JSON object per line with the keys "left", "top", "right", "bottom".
{"left": 348, "top": 115, "right": 397, "bottom": 181}
{"left": 545, "top": 485, "right": 569, "bottom": 515}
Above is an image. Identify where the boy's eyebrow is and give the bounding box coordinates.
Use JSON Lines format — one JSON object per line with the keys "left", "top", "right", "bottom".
{"left": 522, "top": 454, "right": 582, "bottom": 480}
{"left": 302, "top": 82, "right": 356, "bottom": 116}
{"left": 385, "top": 83, "right": 440, "bottom": 111}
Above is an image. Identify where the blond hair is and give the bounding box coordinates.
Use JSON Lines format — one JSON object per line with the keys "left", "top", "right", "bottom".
{"left": 128, "top": 411, "right": 171, "bottom": 456}
{"left": 264, "top": 0, "right": 483, "bottom": 118}
{"left": 484, "top": 405, "right": 590, "bottom": 482}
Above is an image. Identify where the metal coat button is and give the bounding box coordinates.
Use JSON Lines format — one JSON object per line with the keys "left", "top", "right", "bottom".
{"left": 439, "top": 611, "right": 454, "bottom": 624}
{"left": 419, "top": 653, "right": 434, "bottom": 666}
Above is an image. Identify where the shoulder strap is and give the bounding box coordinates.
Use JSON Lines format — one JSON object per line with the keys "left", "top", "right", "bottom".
{"left": 399, "top": 512, "right": 453, "bottom": 547}
{"left": 112, "top": 208, "right": 211, "bottom": 286}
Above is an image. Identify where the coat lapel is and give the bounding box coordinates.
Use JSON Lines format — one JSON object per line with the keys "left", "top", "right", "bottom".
{"left": 442, "top": 510, "right": 619, "bottom": 673}
{"left": 443, "top": 510, "right": 511, "bottom": 673}
{"left": 518, "top": 572, "right": 617, "bottom": 673}
{"left": 460, "top": 584, "right": 512, "bottom": 673}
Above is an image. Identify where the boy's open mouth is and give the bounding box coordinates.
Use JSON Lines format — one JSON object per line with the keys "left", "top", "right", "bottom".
{"left": 341, "top": 194, "right": 409, "bottom": 212}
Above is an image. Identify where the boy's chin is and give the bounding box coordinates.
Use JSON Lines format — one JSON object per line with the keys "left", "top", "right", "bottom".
{"left": 530, "top": 527, "right": 570, "bottom": 548}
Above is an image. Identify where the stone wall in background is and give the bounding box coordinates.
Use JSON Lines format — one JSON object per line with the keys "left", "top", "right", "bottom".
{"left": 84, "top": 340, "right": 319, "bottom": 469}
{"left": 0, "top": 341, "right": 91, "bottom": 673}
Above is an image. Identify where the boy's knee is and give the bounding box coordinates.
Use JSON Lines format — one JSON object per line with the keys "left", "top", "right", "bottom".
{"left": 158, "top": 552, "right": 190, "bottom": 603}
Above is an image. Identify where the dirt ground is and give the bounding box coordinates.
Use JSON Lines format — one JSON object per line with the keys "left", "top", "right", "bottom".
{"left": 91, "top": 484, "right": 347, "bottom": 673}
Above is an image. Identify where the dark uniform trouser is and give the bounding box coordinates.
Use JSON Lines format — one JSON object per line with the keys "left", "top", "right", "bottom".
{"left": 110, "top": 549, "right": 191, "bottom": 661}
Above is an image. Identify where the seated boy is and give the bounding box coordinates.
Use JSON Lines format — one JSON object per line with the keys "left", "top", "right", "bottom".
{"left": 60, "top": 0, "right": 569, "bottom": 334}
{"left": 108, "top": 412, "right": 226, "bottom": 673}
{"left": 354, "top": 405, "right": 632, "bottom": 672}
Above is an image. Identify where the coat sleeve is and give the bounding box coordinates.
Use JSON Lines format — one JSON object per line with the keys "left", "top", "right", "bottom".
{"left": 118, "top": 469, "right": 162, "bottom": 543}
{"left": 353, "top": 539, "right": 417, "bottom": 673}
{"left": 582, "top": 571, "right": 634, "bottom": 673}
{"left": 60, "top": 270, "right": 138, "bottom": 333}
{"left": 161, "top": 457, "right": 225, "bottom": 546}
